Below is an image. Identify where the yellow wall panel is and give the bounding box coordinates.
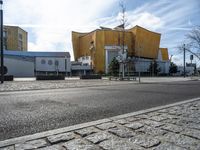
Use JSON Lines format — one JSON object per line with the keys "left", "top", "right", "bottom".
{"left": 71, "top": 32, "right": 80, "bottom": 60}
{"left": 72, "top": 32, "right": 88, "bottom": 60}
{"left": 160, "top": 48, "right": 169, "bottom": 61}
{"left": 95, "top": 30, "right": 105, "bottom": 72}
{"left": 129, "top": 26, "right": 161, "bottom": 59}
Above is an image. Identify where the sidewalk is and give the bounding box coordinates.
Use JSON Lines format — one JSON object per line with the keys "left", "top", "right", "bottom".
{"left": 0, "top": 98, "right": 199, "bottom": 150}
{"left": 0, "top": 77, "right": 199, "bottom": 92}
{"left": 139, "top": 76, "right": 199, "bottom": 83}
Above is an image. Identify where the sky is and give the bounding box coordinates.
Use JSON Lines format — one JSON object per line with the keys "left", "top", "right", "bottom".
{"left": 4, "top": 0, "right": 200, "bottom": 65}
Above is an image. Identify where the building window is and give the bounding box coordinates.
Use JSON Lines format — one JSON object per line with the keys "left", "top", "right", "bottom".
{"left": 55, "top": 60, "right": 59, "bottom": 66}
{"left": 18, "top": 33, "right": 23, "bottom": 40}
{"left": 41, "top": 59, "right": 46, "bottom": 64}
{"left": 48, "top": 60, "right": 53, "bottom": 65}
{"left": 18, "top": 40, "right": 23, "bottom": 50}
{"left": 3, "top": 31, "right": 7, "bottom": 38}
{"left": 90, "top": 41, "right": 94, "bottom": 45}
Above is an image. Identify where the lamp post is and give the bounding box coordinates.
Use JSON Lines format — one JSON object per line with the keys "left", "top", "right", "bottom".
{"left": 183, "top": 44, "right": 186, "bottom": 78}
{"left": 138, "top": 46, "right": 141, "bottom": 83}
{"left": 0, "top": 0, "right": 3, "bottom": 84}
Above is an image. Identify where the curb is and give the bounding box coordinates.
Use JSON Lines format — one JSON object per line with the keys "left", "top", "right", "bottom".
{"left": 0, "top": 119, "right": 111, "bottom": 148}
{"left": 0, "top": 97, "right": 200, "bottom": 148}
{"left": 110, "top": 97, "right": 200, "bottom": 120}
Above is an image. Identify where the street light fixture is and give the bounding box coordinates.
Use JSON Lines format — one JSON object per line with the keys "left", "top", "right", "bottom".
{"left": 0, "top": 0, "right": 4, "bottom": 84}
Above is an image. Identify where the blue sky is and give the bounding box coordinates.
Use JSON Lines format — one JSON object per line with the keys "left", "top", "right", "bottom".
{"left": 4, "top": 0, "right": 200, "bottom": 65}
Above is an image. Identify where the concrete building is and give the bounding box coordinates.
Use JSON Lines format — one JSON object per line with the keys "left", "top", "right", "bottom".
{"left": 3, "top": 50, "right": 71, "bottom": 77}
{"left": 3, "top": 25, "right": 28, "bottom": 51}
{"left": 176, "top": 66, "right": 194, "bottom": 76}
{"left": 72, "top": 25, "right": 169, "bottom": 74}
{"left": 71, "top": 61, "right": 92, "bottom": 76}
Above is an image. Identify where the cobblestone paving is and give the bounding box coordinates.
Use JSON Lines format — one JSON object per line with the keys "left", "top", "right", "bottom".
{"left": 0, "top": 80, "right": 133, "bottom": 92}
{"left": 0, "top": 100, "right": 200, "bottom": 149}
{"left": 1, "top": 77, "right": 198, "bottom": 92}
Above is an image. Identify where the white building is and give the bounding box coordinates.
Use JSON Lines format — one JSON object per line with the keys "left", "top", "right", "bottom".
{"left": 3, "top": 50, "right": 71, "bottom": 77}
{"left": 176, "top": 66, "right": 195, "bottom": 76}
{"left": 71, "top": 61, "right": 92, "bottom": 76}
{"left": 77, "top": 56, "right": 92, "bottom": 66}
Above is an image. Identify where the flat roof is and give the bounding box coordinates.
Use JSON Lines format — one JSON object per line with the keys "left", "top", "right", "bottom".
{"left": 4, "top": 25, "right": 28, "bottom": 33}
{"left": 4, "top": 50, "right": 71, "bottom": 58}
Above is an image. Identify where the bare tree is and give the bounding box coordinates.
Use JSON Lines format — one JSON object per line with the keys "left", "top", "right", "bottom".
{"left": 187, "top": 26, "right": 200, "bottom": 52}
{"left": 177, "top": 43, "right": 200, "bottom": 60}
{"left": 119, "top": 1, "right": 127, "bottom": 30}
{"left": 118, "top": 1, "right": 127, "bottom": 78}
{"left": 119, "top": 1, "right": 128, "bottom": 51}
{"left": 177, "top": 26, "right": 200, "bottom": 61}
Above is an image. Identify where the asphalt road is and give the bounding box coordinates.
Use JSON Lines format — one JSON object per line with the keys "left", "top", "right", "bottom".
{"left": 0, "top": 80, "right": 200, "bottom": 141}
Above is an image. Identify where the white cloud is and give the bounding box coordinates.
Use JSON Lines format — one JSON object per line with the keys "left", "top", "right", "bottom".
{"left": 4, "top": 0, "right": 117, "bottom": 57}
{"left": 172, "top": 54, "right": 183, "bottom": 66}
{"left": 95, "top": 10, "right": 164, "bottom": 31}
{"left": 126, "top": 11, "right": 164, "bottom": 30}
{"left": 4, "top": 0, "right": 200, "bottom": 65}
{"left": 123, "top": 0, "right": 199, "bottom": 66}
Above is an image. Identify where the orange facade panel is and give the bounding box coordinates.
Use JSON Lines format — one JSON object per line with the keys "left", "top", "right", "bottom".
{"left": 95, "top": 30, "right": 105, "bottom": 72}
{"left": 129, "top": 26, "right": 161, "bottom": 59}
{"left": 160, "top": 48, "right": 169, "bottom": 61}
{"left": 72, "top": 32, "right": 80, "bottom": 60}
{"left": 79, "top": 33, "right": 93, "bottom": 56}
{"left": 72, "top": 31, "right": 90, "bottom": 60}
{"left": 95, "top": 30, "right": 134, "bottom": 72}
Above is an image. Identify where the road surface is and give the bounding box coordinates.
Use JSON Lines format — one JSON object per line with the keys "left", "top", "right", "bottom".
{"left": 0, "top": 80, "right": 200, "bottom": 141}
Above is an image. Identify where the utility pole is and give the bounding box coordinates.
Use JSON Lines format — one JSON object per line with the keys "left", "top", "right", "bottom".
{"left": 0, "top": 0, "right": 4, "bottom": 84}
{"left": 183, "top": 44, "right": 186, "bottom": 78}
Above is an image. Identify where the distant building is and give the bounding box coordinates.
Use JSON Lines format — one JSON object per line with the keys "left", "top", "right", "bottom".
{"left": 176, "top": 66, "right": 194, "bottom": 76}
{"left": 72, "top": 25, "right": 169, "bottom": 74}
{"left": 186, "top": 63, "right": 196, "bottom": 71}
{"left": 3, "top": 25, "right": 28, "bottom": 51}
{"left": 71, "top": 61, "right": 92, "bottom": 76}
{"left": 3, "top": 50, "right": 71, "bottom": 77}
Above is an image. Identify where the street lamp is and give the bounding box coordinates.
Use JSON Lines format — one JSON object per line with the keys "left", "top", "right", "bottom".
{"left": 138, "top": 46, "right": 142, "bottom": 83}
{"left": 183, "top": 44, "right": 186, "bottom": 78}
{"left": 0, "top": 0, "right": 3, "bottom": 84}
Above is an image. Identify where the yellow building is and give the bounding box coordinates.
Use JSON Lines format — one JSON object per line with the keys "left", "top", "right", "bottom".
{"left": 72, "top": 25, "right": 169, "bottom": 73}
{"left": 3, "top": 25, "right": 28, "bottom": 51}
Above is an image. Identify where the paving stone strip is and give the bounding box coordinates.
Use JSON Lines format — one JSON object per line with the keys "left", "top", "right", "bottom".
{"left": 0, "top": 99, "right": 200, "bottom": 150}
{"left": 0, "top": 80, "right": 134, "bottom": 92}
